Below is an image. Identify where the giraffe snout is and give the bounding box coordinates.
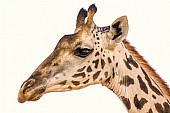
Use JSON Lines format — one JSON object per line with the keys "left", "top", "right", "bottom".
{"left": 18, "top": 78, "right": 47, "bottom": 103}
{"left": 18, "top": 79, "right": 36, "bottom": 103}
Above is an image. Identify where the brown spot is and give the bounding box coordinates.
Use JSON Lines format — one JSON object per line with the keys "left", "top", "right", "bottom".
{"left": 113, "top": 56, "right": 115, "bottom": 60}
{"left": 95, "top": 52, "right": 100, "bottom": 56}
{"left": 46, "top": 70, "right": 51, "bottom": 76}
{"left": 77, "top": 66, "right": 86, "bottom": 72}
{"left": 93, "top": 71, "right": 101, "bottom": 81}
{"left": 92, "top": 59, "right": 99, "bottom": 68}
{"left": 68, "top": 86, "right": 72, "bottom": 90}
{"left": 107, "top": 57, "right": 112, "bottom": 64}
{"left": 152, "top": 95, "right": 156, "bottom": 99}
{"left": 52, "top": 62, "right": 59, "bottom": 66}
{"left": 163, "top": 102, "right": 170, "bottom": 112}
{"left": 112, "top": 68, "right": 115, "bottom": 78}
{"left": 142, "top": 68, "right": 163, "bottom": 96}
{"left": 87, "top": 66, "right": 92, "bottom": 72}
{"left": 101, "top": 59, "right": 105, "bottom": 69}
{"left": 96, "top": 33, "right": 98, "bottom": 36}
{"left": 105, "top": 76, "right": 111, "bottom": 83}
{"left": 155, "top": 103, "right": 164, "bottom": 113}
{"left": 59, "top": 80, "right": 67, "bottom": 85}
{"left": 93, "top": 34, "right": 95, "bottom": 38}
{"left": 121, "top": 96, "right": 131, "bottom": 110}
{"left": 72, "top": 81, "right": 80, "bottom": 86}
{"left": 116, "top": 62, "right": 118, "bottom": 67}
{"left": 104, "top": 71, "right": 108, "bottom": 78}
{"left": 99, "top": 78, "right": 102, "bottom": 81}
{"left": 72, "top": 72, "right": 86, "bottom": 78}
{"left": 83, "top": 79, "right": 89, "bottom": 84}
{"left": 101, "top": 48, "right": 103, "bottom": 52}
{"left": 148, "top": 108, "right": 153, "bottom": 113}
{"left": 123, "top": 59, "right": 132, "bottom": 70}
{"left": 137, "top": 75, "right": 148, "bottom": 94}
{"left": 134, "top": 94, "right": 148, "bottom": 110}
{"left": 125, "top": 54, "right": 139, "bottom": 68}
{"left": 120, "top": 75, "right": 134, "bottom": 86}
{"left": 97, "top": 37, "right": 100, "bottom": 40}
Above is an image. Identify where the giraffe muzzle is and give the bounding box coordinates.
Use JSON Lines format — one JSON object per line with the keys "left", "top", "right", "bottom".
{"left": 18, "top": 79, "right": 46, "bottom": 103}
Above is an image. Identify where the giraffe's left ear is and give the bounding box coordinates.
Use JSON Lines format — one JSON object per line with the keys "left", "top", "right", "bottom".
{"left": 110, "top": 16, "right": 128, "bottom": 43}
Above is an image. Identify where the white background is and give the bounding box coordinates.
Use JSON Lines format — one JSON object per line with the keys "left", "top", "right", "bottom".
{"left": 1, "top": 0, "right": 170, "bottom": 113}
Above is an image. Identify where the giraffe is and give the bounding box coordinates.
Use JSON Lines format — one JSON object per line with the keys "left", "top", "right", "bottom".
{"left": 18, "top": 4, "right": 170, "bottom": 113}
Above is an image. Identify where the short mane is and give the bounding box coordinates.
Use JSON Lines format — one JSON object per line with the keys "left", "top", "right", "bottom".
{"left": 123, "top": 39, "right": 170, "bottom": 101}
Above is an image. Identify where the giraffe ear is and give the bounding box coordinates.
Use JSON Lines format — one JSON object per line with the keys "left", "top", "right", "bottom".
{"left": 110, "top": 16, "right": 128, "bottom": 43}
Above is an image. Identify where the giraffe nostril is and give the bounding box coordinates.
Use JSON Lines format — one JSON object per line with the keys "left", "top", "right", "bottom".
{"left": 22, "top": 79, "right": 35, "bottom": 94}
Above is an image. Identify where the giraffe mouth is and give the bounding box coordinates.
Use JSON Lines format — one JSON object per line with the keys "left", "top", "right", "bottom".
{"left": 18, "top": 86, "right": 46, "bottom": 103}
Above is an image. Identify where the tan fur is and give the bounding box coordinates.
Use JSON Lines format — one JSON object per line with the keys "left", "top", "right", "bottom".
{"left": 123, "top": 39, "right": 170, "bottom": 101}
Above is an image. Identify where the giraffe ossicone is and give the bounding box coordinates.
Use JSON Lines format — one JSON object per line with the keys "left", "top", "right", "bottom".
{"left": 18, "top": 4, "right": 170, "bottom": 113}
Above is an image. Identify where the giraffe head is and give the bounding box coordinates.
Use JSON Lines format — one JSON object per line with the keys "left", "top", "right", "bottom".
{"left": 18, "top": 4, "right": 128, "bottom": 103}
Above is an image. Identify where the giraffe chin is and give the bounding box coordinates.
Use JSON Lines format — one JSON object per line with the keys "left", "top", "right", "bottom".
{"left": 27, "top": 93, "right": 44, "bottom": 102}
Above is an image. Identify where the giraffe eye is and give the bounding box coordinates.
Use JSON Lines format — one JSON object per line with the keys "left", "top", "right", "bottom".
{"left": 74, "top": 48, "right": 93, "bottom": 58}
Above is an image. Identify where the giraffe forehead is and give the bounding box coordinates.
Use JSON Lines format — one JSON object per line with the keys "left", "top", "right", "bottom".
{"left": 55, "top": 25, "right": 110, "bottom": 51}
{"left": 56, "top": 35, "right": 79, "bottom": 49}
{"left": 77, "top": 37, "right": 94, "bottom": 48}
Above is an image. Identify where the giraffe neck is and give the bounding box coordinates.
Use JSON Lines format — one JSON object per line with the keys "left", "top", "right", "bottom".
{"left": 104, "top": 43, "right": 170, "bottom": 113}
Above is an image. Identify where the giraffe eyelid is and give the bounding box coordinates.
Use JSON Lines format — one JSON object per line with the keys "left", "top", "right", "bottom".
{"left": 73, "top": 47, "right": 93, "bottom": 58}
